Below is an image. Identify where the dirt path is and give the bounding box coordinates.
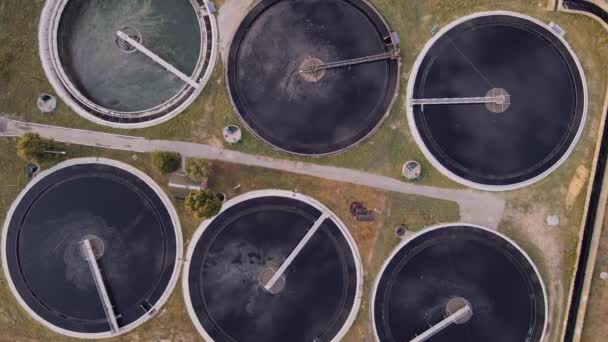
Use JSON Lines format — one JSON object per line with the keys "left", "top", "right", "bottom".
{"left": 217, "top": 0, "right": 256, "bottom": 64}
{"left": 0, "top": 116, "right": 506, "bottom": 227}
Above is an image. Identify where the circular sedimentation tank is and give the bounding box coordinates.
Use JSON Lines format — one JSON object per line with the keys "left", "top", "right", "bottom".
{"left": 407, "top": 12, "right": 587, "bottom": 190}
{"left": 39, "top": 0, "right": 218, "bottom": 128}
{"left": 183, "top": 190, "right": 363, "bottom": 341}
{"left": 372, "top": 224, "right": 547, "bottom": 342}
{"left": 1, "top": 158, "right": 182, "bottom": 338}
{"left": 227, "top": 0, "right": 400, "bottom": 156}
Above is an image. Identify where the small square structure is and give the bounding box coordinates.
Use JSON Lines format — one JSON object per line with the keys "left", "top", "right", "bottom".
{"left": 169, "top": 173, "right": 203, "bottom": 199}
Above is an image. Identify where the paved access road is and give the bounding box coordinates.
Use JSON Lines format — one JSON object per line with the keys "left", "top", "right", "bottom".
{"left": 0, "top": 116, "right": 505, "bottom": 228}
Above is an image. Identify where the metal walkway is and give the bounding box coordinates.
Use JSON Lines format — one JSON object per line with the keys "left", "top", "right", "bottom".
{"left": 116, "top": 31, "right": 201, "bottom": 89}
{"left": 299, "top": 51, "right": 398, "bottom": 73}
{"left": 82, "top": 239, "right": 120, "bottom": 334}
{"left": 410, "top": 305, "right": 472, "bottom": 342}
{"left": 411, "top": 95, "right": 507, "bottom": 106}
{"left": 263, "top": 213, "right": 330, "bottom": 291}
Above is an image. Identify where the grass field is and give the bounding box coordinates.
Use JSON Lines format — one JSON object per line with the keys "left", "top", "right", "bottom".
{"left": 580, "top": 207, "right": 608, "bottom": 342}
{"left": 2, "top": 0, "right": 608, "bottom": 341}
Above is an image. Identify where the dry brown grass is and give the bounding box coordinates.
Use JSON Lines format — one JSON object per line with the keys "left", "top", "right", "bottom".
{"left": 580, "top": 208, "right": 608, "bottom": 342}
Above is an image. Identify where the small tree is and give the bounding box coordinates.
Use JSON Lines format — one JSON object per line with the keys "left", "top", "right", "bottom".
{"left": 152, "top": 151, "right": 181, "bottom": 174}
{"left": 16, "top": 133, "right": 54, "bottom": 163}
{"left": 186, "top": 158, "right": 210, "bottom": 182}
{"left": 184, "top": 190, "right": 222, "bottom": 220}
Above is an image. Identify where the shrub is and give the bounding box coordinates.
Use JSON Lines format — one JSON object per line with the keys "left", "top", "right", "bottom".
{"left": 16, "top": 133, "right": 54, "bottom": 163}
{"left": 152, "top": 151, "right": 181, "bottom": 174}
{"left": 184, "top": 190, "right": 222, "bottom": 220}
{"left": 186, "top": 158, "right": 210, "bottom": 182}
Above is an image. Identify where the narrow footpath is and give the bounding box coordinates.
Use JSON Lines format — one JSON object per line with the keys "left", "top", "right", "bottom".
{"left": 0, "top": 116, "right": 505, "bottom": 228}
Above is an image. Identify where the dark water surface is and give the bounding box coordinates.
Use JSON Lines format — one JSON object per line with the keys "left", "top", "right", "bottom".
{"left": 187, "top": 196, "right": 358, "bottom": 341}
{"left": 373, "top": 225, "right": 546, "bottom": 342}
{"left": 228, "top": 0, "right": 399, "bottom": 155}
{"left": 5, "top": 163, "right": 177, "bottom": 333}
{"left": 412, "top": 15, "right": 585, "bottom": 186}
{"left": 57, "top": 0, "right": 201, "bottom": 112}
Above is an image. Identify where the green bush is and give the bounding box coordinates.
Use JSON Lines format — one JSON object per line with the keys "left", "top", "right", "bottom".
{"left": 152, "top": 151, "right": 181, "bottom": 174}
{"left": 16, "top": 133, "right": 55, "bottom": 163}
{"left": 186, "top": 158, "right": 210, "bottom": 181}
{"left": 184, "top": 190, "right": 222, "bottom": 220}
